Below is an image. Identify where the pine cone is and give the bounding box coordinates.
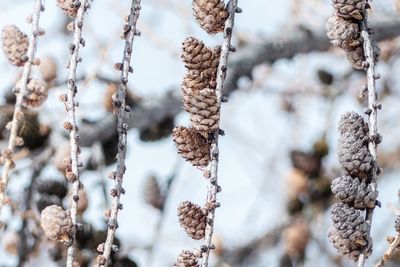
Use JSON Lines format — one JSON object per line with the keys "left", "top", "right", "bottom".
{"left": 192, "top": 0, "right": 229, "bottom": 35}
{"left": 187, "top": 88, "right": 220, "bottom": 135}
{"left": 332, "top": 0, "right": 366, "bottom": 20}
{"left": 1, "top": 25, "right": 29, "bottom": 67}
{"left": 57, "top": 0, "right": 79, "bottom": 18}
{"left": 326, "top": 15, "right": 360, "bottom": 50}
{"left": 40, "top": 205, "right": 73, "bottom": 243}
{"left": 143, "top": 175, "right": 164, "bottom": 210}
{"left": 39, "top": 56, "right": 58, "bottom": 83}
{"left": 177, "top": 201, "right": 207, "bottom": 240}
{"left": 338, "top": 112, "right": 373, "bottom": 178}
{"left": 37, "top": 179, "right": 68, "bottom": 199}
{"left": 181, "top": 37, "right": 220, "bottom": 79}
{"left": 174, "top": 250, "right": 199, "bottom": 267}
{"left": 15, "top": 78, "right": 48, "bottom": 109}
{"left": 331, "top": 175, "right": 377, "bottom": 209}
{"left": 172, "top": 126, "right": 210, "bottom": 167}
{"left": 328, "top": 203, "right": 371, "bottom": 261}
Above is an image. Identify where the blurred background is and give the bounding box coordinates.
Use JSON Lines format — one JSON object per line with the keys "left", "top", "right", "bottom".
{"left": 1, "top": 0, "right": 400, "bottom": 266}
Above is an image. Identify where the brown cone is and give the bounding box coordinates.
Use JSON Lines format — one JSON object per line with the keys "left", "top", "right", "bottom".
{"left": 172, "top": 126, "right": 210, "bottom": 167}
{"left": 188, "top": 88, "right": 220, "bottom": 135}
{"left": 326, "top": 15, "right": 360, "bottom": 50}
{"left": 15, "top": 78, "right": 48, "bottom": 109}
{"left": 40, "top": 205, "right": 73, "bottom": 243}
{"left": 143, "top": 175, "right": 164, "bottom": 210}
{"left": 57, "top": 0, "right": 79, "bottom": 18}
{"left": 174, "top": 250, "right": 199, "bottom": 267}
{"left": 39, "top": 56, "right": 58, "bottom": 83}
{"left": 332, "top": 0, "right": 366, "bottom": 20}
{"left": 1, "top": 25, "right": 29, "bottom": 67}
{"left": 193, "top": 0, "right": 229, "bottom": 35}
{"left": 181, "top": 37, "right": 220, "bottom": 79}
{"left": 177, "top": 201, "right": 207, "bottom": 240}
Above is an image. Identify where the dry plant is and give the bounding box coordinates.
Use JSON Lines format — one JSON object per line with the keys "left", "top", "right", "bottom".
{"left": 172, "top": 0, "right": 240, "bottom": 266}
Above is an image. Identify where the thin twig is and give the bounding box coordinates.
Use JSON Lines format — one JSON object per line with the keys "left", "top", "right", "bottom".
{"left": 0, "top": 0, "right": 44, "bottom": 218}
{"left": 201, "top": 1, "right": 239, "bottom": 267}
{"left": 64, "top": 1, "right": 90, "bottom": 267}
{"left": 357, "top": 10, "right": 380, "bottom": 267}
{"left": 98, "top": 1, "right": 141, "bottom": 266}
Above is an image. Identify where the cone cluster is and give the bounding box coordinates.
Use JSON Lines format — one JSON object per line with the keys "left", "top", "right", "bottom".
{"left": 15, "top": 78, "right": 48, "bottom": 109}
{"left": 326, "top": 0, "right": 380, "bottom": 69}
{"left": 177, "top": 201, "right": 207, "bottom": 240}
{"left": 40, "top": 205, "right": 73, "bottom": 243}
{"left": 1, "top": 25, "right": 29, "bottom": 67}
{"left": 328, "top": 112, "right": 377, "bottom": 260}
{"left": 192, "top": 0, "right": 228, "bottom": 34}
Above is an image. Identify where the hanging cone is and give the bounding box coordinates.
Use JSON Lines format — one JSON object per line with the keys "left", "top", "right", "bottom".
{"left": 188, "top": 88, "right": 220, "bottom": 135}
{"left": 15, "top": 78, "right": 48, "bottom": 109}
{"left": 192, "top": 0, "right": 229, "bottom": 35}
{"left": 326, "top": 15, "right": 360, "bottom": 50}
{"left": 40, "top": 205, "right": 73, "bottom": 243}
{"left": 338, "top": 112, "right": 373, "bottom": 178}
{"left": 177, "top": 201, "right": 207, "bottom": 240}
{"left": 331, "top": 175, "right": 377, "bottom": 209}
{"left": 181, "top": 37, "right": 220, "bottom": 79}
{"left": 143, "top": 175, "right": 164, "bottom": 210}
{"left": 332, "top": 0, "right": 366, "bottom": 20}
{"left": 172, "top": 126, "right": 210, "bottom": 167}
{"left": 328, "top": 203, "right": 371, "bottom": 261}
{"left": 56, "top": 0, "right": 79, "bottom": 18}
{"left": 1, "top": 25, "right": 29, "bottom": 67}
{"left": 174, "top": 250, "right": 199, "bottom": 267}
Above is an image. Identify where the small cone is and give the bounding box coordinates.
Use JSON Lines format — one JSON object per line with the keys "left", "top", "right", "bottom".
{"left": 39, "top": 56, "right": 58, "bottom": 83}
{"left": 143, "top": 175, "right": 164, "bottom": 210}
{"left": 1, "top": 25, "right": 29, "bottom": 67}
{"left": 332, "top": 0, "right": 366, "bottom": 20}
{"left": 181, "top": 37, "right": 220, "bottom": 79}
{"left": 193, "top": 0, "right": 229, "bottom": 35}
{"left": 57, "top": 0, "right": 79, "bottom": 18}
{"left": 40, "top": 205, "right": 73, "bottom": 243}
{"left": 326, "top": 15, "right": 360, "bottom": 50}
{"left": 172, "top": 126, "right": 210, "bottom": 167}
{"left": 177, "top": 201, "right": 207, "bottom": 240}
{"left": 15, "top": 78, "right": 48, "bottom": 109}
{"left": 174, "top": 250, "right": 199, "bottom": 267}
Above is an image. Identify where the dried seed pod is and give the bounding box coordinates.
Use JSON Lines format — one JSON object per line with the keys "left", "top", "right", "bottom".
{"left": 332, "top": 0, "right": 366, "bottom": 20}
{"left": 331, "top": 175, "right": 377, "bottom": 208}
{"left": 1, "top": 25, "right": 29, "bottom": 67}
{"left": 15, "top": 78, "right": 48, "bottom": 109}
{"left": 328, "top": 203, "right": 371, "bottom": 261}
{"left": 39, "top": 56, "right": 58, "bottom": 83}
{"left": 326, "top": 15, "right": 360, "bottom": 50}
{"left": 40, "top": 205, "right": 73, "bottom": 243}
{"left": 338, "top": 112, "right": 373, "bottom": 178}
{"left": 174, "top": 250, "right": 199, "bottom": 267}
{"left": 177, "top": 201, "right": 207, "bottom": 240}
{"left": 37, "top": 179, "right": 68, "bottom": 199}
{"left": 186, "top": 88, "right": 219, "bottom": 135}
{"left": 143, "top": 175, "right": 164, "bottom": 210}
{"left": 192, "top": 0, "right": 229, "bottom": 35}
{"left": 283, "top": 218, "right": 310, "bottom": 259}
{"left": 181, "top": 37, "right": 220, "bottom": 79}
{"left": 57, "top": 0, "right": 79, "bottom": 18}
{"left": 172, "top": 126, "right": 210, "bottom": 167}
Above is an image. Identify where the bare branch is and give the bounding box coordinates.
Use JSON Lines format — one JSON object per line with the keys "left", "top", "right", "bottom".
{"left": 201, "top": 1, "right": 239, "bottom": 266}
{"left": 98, "top": 1, "right": 142, "bottom": 266}
{"left": 0, "top": 0, "right": 44, "bottom": 218}
{"left": 357, "top": 12, "right": 381, "bottom": 267}
{"left": 64, "top": 1, "right": 91, "bottom": 267}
